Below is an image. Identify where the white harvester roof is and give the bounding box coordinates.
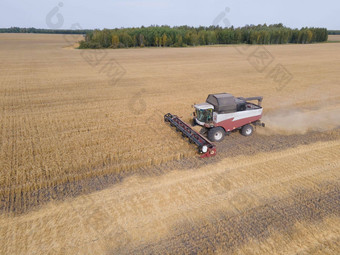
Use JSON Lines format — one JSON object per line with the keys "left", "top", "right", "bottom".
{"left": 194, "top": 102, "right": 214, "bottom": 110}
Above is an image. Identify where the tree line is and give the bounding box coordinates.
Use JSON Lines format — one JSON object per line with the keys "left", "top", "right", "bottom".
{"left": 0, "top": 27, "right": 90, "bottom": 34}
{"left": 0, "top": 25, "right": 328, "bottom": 46}
{"left": 78, "top": 24, "right": 328, "bottom": 49}
{"left": 328, "top": 30, "right": 340, "bottom": 35}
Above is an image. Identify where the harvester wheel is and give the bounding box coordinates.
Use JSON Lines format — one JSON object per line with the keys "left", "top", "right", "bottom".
{"left": 241, "top": 124, "right": 253, "bottom": 136}
{"left": 207, "top": 127, "right": 225, "bottom": 142}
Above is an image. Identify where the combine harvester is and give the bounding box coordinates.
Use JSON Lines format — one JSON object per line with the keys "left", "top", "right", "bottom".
{"left": 164, "top": 93, "right": 265, "bottom": 158}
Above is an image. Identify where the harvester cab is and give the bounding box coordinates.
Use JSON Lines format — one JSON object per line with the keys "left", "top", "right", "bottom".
{"left": 194, "top": 103, "right": 214, "bottom": 126}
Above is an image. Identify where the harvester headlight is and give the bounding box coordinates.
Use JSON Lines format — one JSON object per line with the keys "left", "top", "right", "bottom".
{"left": 201, "top": 145, "right": 208, "bottom": 153}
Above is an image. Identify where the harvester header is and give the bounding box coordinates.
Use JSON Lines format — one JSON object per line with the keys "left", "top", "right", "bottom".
{"left": 164, "top": 113, "right": 216, "bottom": 158}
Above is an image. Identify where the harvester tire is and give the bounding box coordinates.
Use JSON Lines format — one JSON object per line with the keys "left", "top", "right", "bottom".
{"left": 241, "top": 124, "right": 253, "bottom": 136}
{"left": 208, "top": 127, "right": 225, "bottom": 142}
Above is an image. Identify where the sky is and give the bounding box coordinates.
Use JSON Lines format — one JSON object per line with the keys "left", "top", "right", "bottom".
{"left": 1, "top": 0, "right": 339, "bottom": 30}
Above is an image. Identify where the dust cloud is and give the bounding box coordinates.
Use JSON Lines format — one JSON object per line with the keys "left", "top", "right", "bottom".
{"left": 263, "top": 107, "right": 340, "bottom": 134}
{"left": 261, "top": 83, "right": 340, "bottom": 134}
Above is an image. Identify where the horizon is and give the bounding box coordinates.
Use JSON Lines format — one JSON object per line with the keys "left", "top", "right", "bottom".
{"left": 1, "top": 0, "right": 339, "bottom": 31}
{"left": 0, "top": 23, "right": 337, "bottom": 31}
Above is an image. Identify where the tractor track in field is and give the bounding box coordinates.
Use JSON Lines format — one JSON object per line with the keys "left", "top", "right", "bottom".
{"left": 123, "top": 182, "right": 340, "bottom": 255}
{"left": 2, "top": 136, "right": 339, "bottom": 254}
{"left": 152, "top": 128, "right": 340, "bottom": 172}
{"left": 1, "top": 128, "right": 340, "bottom": 215}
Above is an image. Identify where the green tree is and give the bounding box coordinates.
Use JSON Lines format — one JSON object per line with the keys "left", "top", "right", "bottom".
{"left": 176, "top": 34, "right": 183, "bottom": 46}
{"left": 119, "top": 32, "right": 133, "bottom": 47}
{"left": 77, "top": 24, "right": 328, "bottom": 48}
{"left": 306, "top": 30, "right": 313, "bottom": 43}
{"left": 112, "top": 35, "right": 119, "bottom": 48}
{"left": 139, "top": 34, "right": 145, "bottom": 47}
{"left": 132, "top": 35, "right": 137, "bottom": 47}
{"left": 198, "top": 30, "right": 206, "bottom": 45}
{"left": 162, "top": 33, "right": 167, "bottom": 47}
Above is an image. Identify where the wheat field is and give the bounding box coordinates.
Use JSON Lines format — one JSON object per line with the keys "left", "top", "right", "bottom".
{"left": 328, "top": 35, "right": 340, "bottom": 41}
{"left": 0, "top": 33, "right": 339, "bottom": 254}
